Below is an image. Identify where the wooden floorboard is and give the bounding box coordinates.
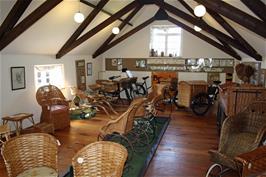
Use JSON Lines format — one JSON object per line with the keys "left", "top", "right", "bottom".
{"left": 0, "top": 104, "right": 238, "bottom": 177}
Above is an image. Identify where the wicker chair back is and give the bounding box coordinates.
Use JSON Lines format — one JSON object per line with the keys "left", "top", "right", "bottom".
{"left": 72, "top": 141, "right": 128, "bottom": 177}
{"left": 1, "top": 133, "right": 58, "bottom": 177}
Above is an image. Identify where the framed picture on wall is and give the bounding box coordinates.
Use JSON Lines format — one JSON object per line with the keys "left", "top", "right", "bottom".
{"left": 11, "top": 66, "right": 26, "bottom": 90}
{"left": 87, "top": 63, "right": 92, "bottom": 76}
{"left": 136, "top": 59, "right": 147, "bottom": 68}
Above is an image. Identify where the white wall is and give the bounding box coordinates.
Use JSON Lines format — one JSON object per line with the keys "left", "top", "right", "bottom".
{"left": 101, "top": 5, "right": 265, "bottom": 82}
{"left": 0, "top": 54, "right": 103, "bottom": 127}
{"left": 0, "top": 53, "right": 2, "bottom": 118}
{"left": 103, "top": 21, "right": 230, "bottom": 58}
{"left": 101, "top": 20, "right": 235, "bottom": 82}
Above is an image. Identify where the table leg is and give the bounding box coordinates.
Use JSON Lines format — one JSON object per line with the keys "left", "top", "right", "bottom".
{"left": 29, "top": 117, "right": 35, "bottom": 125}
{"left": 15, "top": 122, "right": 20, "bottom": 136}
{"left": 3, "top": 120, "right": 7, "bottom": 125}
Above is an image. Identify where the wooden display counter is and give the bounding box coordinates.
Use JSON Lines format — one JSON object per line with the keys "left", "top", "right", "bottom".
{"left": 217, "top": 83, "right": 266, "bottom": 132}
{"left": 151, "top": 71, "right": 177, "bottom": 86}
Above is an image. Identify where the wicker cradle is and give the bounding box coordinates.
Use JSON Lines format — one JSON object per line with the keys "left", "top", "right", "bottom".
{"left": 72, "top": 141, "right": 128, "bottom": 177}
{"left": 178, "top": 80, "right": 208, "bottom": 107}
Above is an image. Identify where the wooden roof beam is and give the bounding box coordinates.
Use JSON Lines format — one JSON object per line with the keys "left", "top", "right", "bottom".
{"left": 178, "top": 0, "right": 241, "bottom": 60}
{"left": 193, "top": 0, "right": 266, "bottom": 38}
{"left": 57, "top": 0, "right": 109, "bottom": 58}
{"left": 0, "top": 0, "right": 32, "bottom": 40}
{"left": 80, "top": 0, "right": 133, "bottom": 26}
{"left": 93, "top": 17, "right": 155, "bottom": 58}
{"left": 0, "top": 0, "right": 63, "bottom": 51}
{"left": 93, "top": 5, "right": 142, "bottom": 58}
{"left": 156, "top": 1, "right": 261, "bottom": 61}
{"left": 168, "top": 16, "right": 242, "bottom": 60}
{"left": 241, "top": 0, "right": 266, "bottom": 23}
{"left": 207, "top": 9, "right": 262, "bottom": 61}
{"left": 56, "top": 1, "right": 139, "bottom": 58}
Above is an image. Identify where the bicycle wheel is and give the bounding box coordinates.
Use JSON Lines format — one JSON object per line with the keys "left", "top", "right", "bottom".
{"left": 136, "top": 84, "right": 146, "bottom": 96}
{"left": 191, "top": 92, "right": 211, "bottom": 116}
{"left": 130, "top": 85, "right": 146, "bottom": 98}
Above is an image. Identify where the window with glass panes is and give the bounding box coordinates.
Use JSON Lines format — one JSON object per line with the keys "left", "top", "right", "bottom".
{"left": 150, "top": 25, "right": 181, "bottom": 57}
{"left": 34, "top": 64, "right": 64, "bottom": 90}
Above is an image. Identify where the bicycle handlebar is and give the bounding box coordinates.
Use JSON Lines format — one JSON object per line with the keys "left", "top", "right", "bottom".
{"left": 142, "top": 76, "right": 149, "bottom": 80}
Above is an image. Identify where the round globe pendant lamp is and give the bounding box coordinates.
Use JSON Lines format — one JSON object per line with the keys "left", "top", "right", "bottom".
{"left": 194, "top": 25, "right": 202, "bottom": 32}
{"left": 194, "top": 4, "right": 206, "bottom": 17}
{"left": 74, "top": 0, "right": 84, "bottom": 23}
{"left": 112, "top": 27, "right": 120, "bottom": 34}
{"left": 74, "top": 12, "right": 84, "bottom": 23}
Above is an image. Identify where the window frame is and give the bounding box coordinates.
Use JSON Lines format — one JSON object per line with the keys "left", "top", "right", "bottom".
{"left": 150, "top": 25, "right": 182, "bottom": 57}
{"left": 34, "top": 64, "right": 65, "bottom": 90}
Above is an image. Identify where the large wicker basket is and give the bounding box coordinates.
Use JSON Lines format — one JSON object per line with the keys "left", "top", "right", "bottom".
{"left": 72, "top": 141, "right": 128, "bottom": 177}
{"left": 1, "top": 133, "right": 58, "bottom": 177}
{"left": 178, "top": 80, "right": 208, "bottom": 107}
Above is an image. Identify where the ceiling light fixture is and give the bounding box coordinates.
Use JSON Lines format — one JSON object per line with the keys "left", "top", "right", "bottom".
{"left": 194, "top": 25, "right": 202, "bottom": 32}
{"left": 194, "top": 4, "right": 206, "bottom": 17}
{"left": 112, "top": 27, "right": 120, "bottom": 34}
{"left": 74, "top": 1, "right": 84, "bottom": 23}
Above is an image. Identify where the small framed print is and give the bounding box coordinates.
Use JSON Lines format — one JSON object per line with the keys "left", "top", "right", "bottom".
{"left": 111, "top": 59, "right": 117, "bottom": 66}
{"left": 212, "top": 59, "right": 220, "bottom": 67}
{"left": 11, "top": 67, "right": 26, "bottom": 90}
{"left": 225, "top": 59, "right": 234, "bottom": 67}
{"left": 77, "top": 60, "right": 85, "bottom": 67}
{"left": 87, "top": 63, "right": 92, "bottom": 76}
{"left": 136, "top": 59, "right": 147, "bottom": 68}
{"left": 220, "top": 60, "right": 226, "bottom": 67}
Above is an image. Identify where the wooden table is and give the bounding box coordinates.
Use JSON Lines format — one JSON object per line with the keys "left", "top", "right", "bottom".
{"left": 2, "top": 113, "right": 34, "bottom": 136}
{"left": 235, "top": 146, "right": 266, "bottom": 177}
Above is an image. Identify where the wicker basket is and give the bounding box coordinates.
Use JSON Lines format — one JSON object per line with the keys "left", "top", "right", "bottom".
{"left": 72, "top": 141, "right": 128, "bottom": 177}
{"left": 1, "top": 133, "right": 58, "bottom": 177}
{"left": 178, "top": 80, "right": 208, "bottom": 107}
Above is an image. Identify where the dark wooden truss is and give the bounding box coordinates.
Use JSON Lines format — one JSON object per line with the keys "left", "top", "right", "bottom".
{"left": 177, "top": 0, "right": 241, "bottom": 60}
{"left": 93, "top": 5, "right": 143, "bottom": 58}
{"left": 193, "top": 0, "right": 266, "bottom": 38}
{"left": 240, "top": 0, "right": 266, "bottom": 23}
{"left": 0, "top": 0, "right": 264, "bottom": 61}
{"left": 80, "top": 0, "right": 133, "bottom": 26}
{"left": 0, "top": 0, "right": 62, "bottom": 51}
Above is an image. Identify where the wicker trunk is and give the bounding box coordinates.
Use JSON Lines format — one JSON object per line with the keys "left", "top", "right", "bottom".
{"left": 178, "top": 80, "right": 208, "bottom": 107}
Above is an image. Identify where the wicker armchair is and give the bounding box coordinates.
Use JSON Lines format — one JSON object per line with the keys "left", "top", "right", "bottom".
{"left": 206, "top": 100, "right": 266, "bottom": 177}
{"left": 36, "top": 85, "right": 70, "bottom": 130}
{"left": 72, "top": 141, "right": 128, "bottom": 177}
{"left": 1, "top": 133, "right": 59, "bottom": 177}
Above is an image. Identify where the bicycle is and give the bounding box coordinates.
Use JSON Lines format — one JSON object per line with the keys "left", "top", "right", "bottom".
{"left": 130, "top": 76, "right": 151, "bottom": 98}
{"left": 190, "top": 80, "right": 221, "bottom": 116}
